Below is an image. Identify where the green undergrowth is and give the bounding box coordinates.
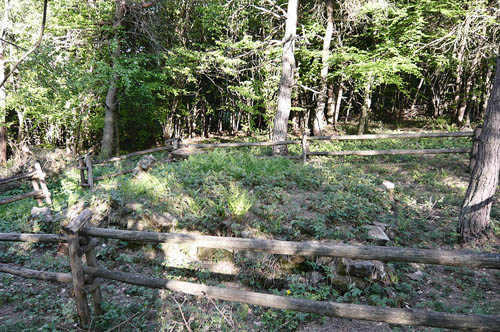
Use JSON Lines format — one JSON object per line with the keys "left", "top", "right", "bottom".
{"left": 1, "top": 134, "right": 499, "bottom": 331}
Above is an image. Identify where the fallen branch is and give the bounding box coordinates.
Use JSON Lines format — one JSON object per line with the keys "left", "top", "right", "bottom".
{"left": 0, "top": 0, "right": 48, "bottom": 88}
{"left": 172, "top": 296, "right": 193, "bottom": 332}
{"left": 103, "top": 310, "right": 145, "bottom": 332}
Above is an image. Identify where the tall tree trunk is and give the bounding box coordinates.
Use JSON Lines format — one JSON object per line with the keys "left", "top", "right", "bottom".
{"left": 113, "top": 107, "right": 120, "bottom": 155}
{"left": 0, "top": 0, "right": 9, "bottom": 164}
{"left": 17, "top": 110, "right": 25, "bottom": 142}
{"left": 410, "top": 78, "right": 424, "bottom": 113}
{"left": 313, "top": 0, "right": 334, "bottom": 136}
{"left": 456, "top": 77, "right": 472, "bottom": 126}
{"left": 357, "top": 80, "right": 372, "bottom": 135}
{"left": 0, "top": 48, "right": 6, "bottom": 164}
{"left": 101, "top": 0, "right": 124, "bottom": 158}
{"left": 272, "top": 0, "right": 298, "bottom": 155}
{"left": 458, "top": 56, "right": 500, "bottom": 240}
{"left": 326, "top": 84, "right": 335, "bottom": 123}
{"left": 334, "top": 82, "right": 343, "bottom": 124}
{"left": 453, "top": 55, "right": 465, "bottom": 124}
{"left": 481, "top": 64, "right": 494, "bottom": 119}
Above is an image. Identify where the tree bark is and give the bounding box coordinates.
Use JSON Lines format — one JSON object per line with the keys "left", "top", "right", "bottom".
{"left": 313, "top": 0, "right": 334, "bottom": 136}
{"left": 458, "top": 56, "right": 500, "bottom": 240}
{"left": 272, "top": 0, "right": 298, "bottom": 156}
{"left": 357, "top": 80, "right": 372, "bottom": 135}
{"left": 101, "top": 0, "right": 124, "bottom": 158}
{"left": 0, "top": 0, "right": 9, "bottom": 164}
{"left": 334, "top": 82, "right": 343, "bottom": 124}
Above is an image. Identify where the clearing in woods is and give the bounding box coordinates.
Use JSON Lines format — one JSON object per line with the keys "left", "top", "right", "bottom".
{"left": 1, "top": 132, "right": 499, "bottom": 331}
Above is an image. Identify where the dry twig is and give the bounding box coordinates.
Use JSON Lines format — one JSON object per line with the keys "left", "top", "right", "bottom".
{"left": 172, "top": 295, "right": 193, "bottom": 332}
{"left": 208, "top": 297, "right": 234, "bottom": 328}
{"left": 103, "top": 310, "right": 145, "bottom": 332}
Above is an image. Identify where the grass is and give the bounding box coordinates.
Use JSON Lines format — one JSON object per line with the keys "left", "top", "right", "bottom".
{"left": 1, "top": 132, "right": 499, "bottom": 331}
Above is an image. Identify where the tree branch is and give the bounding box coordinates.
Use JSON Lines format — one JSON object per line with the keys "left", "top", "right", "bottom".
{"left": 0, "top": 0, "right": 48, "bottom": 89}
{"left": 0, "top": 37, "right": 28, "bottom": 51}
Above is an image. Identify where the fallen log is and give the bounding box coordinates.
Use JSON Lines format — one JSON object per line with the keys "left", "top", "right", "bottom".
{"left": 0, "top": 233, "right": 65, "bottom": 243}
{"left": 308, "top": 148, "right": 471, "bottom": 157}
{"left": 0, "top": 263, "right": 73, "bottom": 283}
{"left": 309, "top": 131, "right": 474, "bottom": 141}
{"left": 81, "top": 227, "right": 500, "bottom": 269}
{"left": 83, "top": 265, "right": 500, "bottom": 331}
{"left": 0, "top": 190, "right": 44, "bottom": 206}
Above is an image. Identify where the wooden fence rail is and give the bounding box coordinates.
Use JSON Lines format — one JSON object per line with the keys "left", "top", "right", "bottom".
{"left": 0, "top": 171, "right": 36, "bottom": 185}
{"left": 0, "top": 162, "right": 51, "bottom": 206}
{"left": 1, "top": 209, "right": 500, "bottom": 330}
{"left": 82, "top": 265, "right": 500, "bottom": 332}
{"left": 80, "top": 227, "right": 500, "bottom": 269}
{"left": 308, "top": 131, "right": 474, "bottom": 141}
{"left": 78, "top": 130, "right": 475, "bottom": 188}
{"left": 308, "top": 147, "right": 471, "bottom": 157}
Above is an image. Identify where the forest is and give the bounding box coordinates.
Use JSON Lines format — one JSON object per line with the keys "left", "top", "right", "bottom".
{"left": 0, "top": 0, "right": 498, "bottom": 158}
{"left": 1, "top": 0, "right": 500, "bottom": 331}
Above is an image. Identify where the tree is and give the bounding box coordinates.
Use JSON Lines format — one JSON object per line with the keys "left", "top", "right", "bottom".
{"left": 313, "top": 0, "right": 334, "bottom": 136}
{"left": 0, "top": 0, "right": 8, "bottom": 164}
{"left": 101, "top": 0, "right": 125, "bottom": 158}
{"left": 272, "top": 0, "right": 298, "bottom": 156}
{"left": 457, "top": 56, "right": 500, "bottom": 240}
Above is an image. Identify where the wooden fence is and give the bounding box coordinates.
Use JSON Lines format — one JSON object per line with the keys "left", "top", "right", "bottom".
{"left": 0, "top": 162, "right": 51, "bottom": 206}
{"left": 78, "top": 130, "right": 477, "bottom": 188}
{"left": 78, "top": 138, "right": 179, "bottom": 189}
{"left": 1, "top": 209, "right": 500, "bottom": 331}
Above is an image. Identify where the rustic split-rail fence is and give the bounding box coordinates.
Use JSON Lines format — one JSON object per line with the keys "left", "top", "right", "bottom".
{"left": 0, "top": 162, "right": 51, "bottom": 206}
{"left": 78, "top": 129, "right": 480, "bottom": 188}
{"left": 1, "top": 209, "right": 500, "bottom": 331}
{"left": 1, "top": 128, "right": 494, "bottom": 329}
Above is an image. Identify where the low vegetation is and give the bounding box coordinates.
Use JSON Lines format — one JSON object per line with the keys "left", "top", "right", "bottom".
{"left": 1, "top": 130, "right": 499, "bottom": 331}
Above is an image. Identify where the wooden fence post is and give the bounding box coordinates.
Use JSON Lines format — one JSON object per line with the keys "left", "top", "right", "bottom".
{"left": 82, "top": 237, "right": 103, "bottom": 316}
{"left": 85, "top": 155, "right": 94, "bottom": 189}
{"left": 63, "top": 209, "right": 92, "bottom": 327}
{"left": 31, "top": 170, "right": 43, "bottom": 207}
{"left": 302, "top": 132, "right": 309, "bottom": 163}
{"left": 34, "top": 162, "right": 51, "bottom": 205}
{"left": 173, "top": 137, "right": 179, "bottom": 150}
{"left": 78, "top": 158, "right": 87, "bottom": 187}
{"left": 470, "top": 126, "right": 482, "bottom": 171}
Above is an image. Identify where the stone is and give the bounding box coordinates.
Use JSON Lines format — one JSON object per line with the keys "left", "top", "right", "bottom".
{"left": 329, "top": 273, "right": 367, "bottom": 293}
{"left": 171, "top": 147, "right": 203, "bottom": 159}
{"left": 381, "top": 180, "right": 395, "bottom": 190}
{"left": 31, "top": 207, "right": 52, "bottom": 217}
{"left": 372, "top": 221, "right": 389, "bottom": 229}
{"left": 366, "top": 225, "right": 390, "bottom": 244}
{"left": 123, "top": 202, "right": 144, "bottom": 214}
{"left": 197, "top": 248, "right": 233, "bottom": 262}
{"left": 406, "top": 271, "right": 424, "bottom": 281}
{"left": 316, "top": 256, "right": 334, "bottom": 266}
{"left": 29, "top": 207, "right": 55, "bottom": 232}
{"left": 141, "top": 211, "right": 178, "bottom": 231}
{"left": 337, "top": 258, "right": 386, "bottom": 280}
{"left": 279, "top": 255, "right": 306, "bottom": 271}
{"left": 133, "top": 155, "right": 156, "bottom": 176}
{"left": 306, "top": 271, "right": 323, "bottom": 285}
